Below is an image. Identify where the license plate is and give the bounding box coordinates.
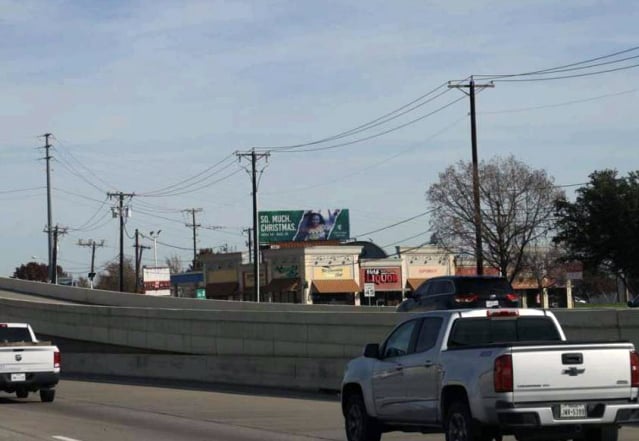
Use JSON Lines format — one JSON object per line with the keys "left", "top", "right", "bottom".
{"left": 10, "top": 373, "right": 25, "bottom": 382}
{"left": 559, "top": 403, "right": 586, "bottom": 418}
{"left": 486, "top": 300, "right": 499, "bottom": 307}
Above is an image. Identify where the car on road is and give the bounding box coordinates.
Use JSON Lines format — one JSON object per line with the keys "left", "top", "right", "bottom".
{"left": 396, "top": 275, "right": 519, "bottom": 312}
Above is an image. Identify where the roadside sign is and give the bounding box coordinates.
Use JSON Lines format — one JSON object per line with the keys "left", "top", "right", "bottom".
{"left": 565, "top": 261, "right": 583, "bottom": 280}
{"left": 364, "top": 283, "right": 375, "bottom": 298}
{"left": 196, "top": 288, "right": 206, "bottom": 299}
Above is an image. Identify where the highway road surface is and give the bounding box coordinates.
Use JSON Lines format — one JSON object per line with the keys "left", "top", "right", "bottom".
{"left": 1, "top": 379, "right": 639, "bottom": 441}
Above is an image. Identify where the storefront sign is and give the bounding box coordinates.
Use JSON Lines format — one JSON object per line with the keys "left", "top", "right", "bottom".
{"left": 360, "top": 267, "right": 402, "bottom": 290}
{"left": 243, "top": 268, "right": 268, "bottom": 288}
{"left": 408, "top": 266, "right": 447, "bottom": 278}
{"left": 206, "top": 269, "right": 237, "bottom": 284}
{"left": 273, "top": 264, "right": 299, "bottom": 278}
{"left": 258, "top": 209, "right": 350, "bottom": 243}
{"left": 313, "top": 265, "right": 352, "bottom": 279}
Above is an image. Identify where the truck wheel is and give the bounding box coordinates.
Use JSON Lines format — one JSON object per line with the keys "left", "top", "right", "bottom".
{"left": 445, "top": 400, "right": 474, "bottom": 441}
{"left": 16, "top": 390, "right": 28, "bottom": 399}
{"left": 582, "top": 425, "right": 618, "bottom": 441}
{"left": 344, "top": 393, "right": 381, "bottom": 441}
{"left": 40, "top": 389, "right": 55, "bottom": 403}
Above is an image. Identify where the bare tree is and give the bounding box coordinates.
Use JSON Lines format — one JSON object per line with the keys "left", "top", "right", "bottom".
{"left": 521, "top": 242, "right": 566, "bottom": 293}
{"left": 165, "top": 254, "right": 183, "bottom": 274}
{"left": 427, "top": 155, "right": 564, "bottom": 282}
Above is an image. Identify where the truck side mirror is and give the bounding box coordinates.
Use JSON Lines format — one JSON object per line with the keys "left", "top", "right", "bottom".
{"left": 363, "top": 343, "right": 380, "bottom": 358}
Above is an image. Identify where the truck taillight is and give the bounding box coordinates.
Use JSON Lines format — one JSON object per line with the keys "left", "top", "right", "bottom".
{"left": 631, "top": 351, "right": 639, "bottom": 387}
{"left": 494, "top": 354, "right": 513, "bottom": 393}
{"left": 454, "top": 294, "right": 478, "bottom": 303}
{"left": 54, "top": 351, "right": 61, "bottom": 369}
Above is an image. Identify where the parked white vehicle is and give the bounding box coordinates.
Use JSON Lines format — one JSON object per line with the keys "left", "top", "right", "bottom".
{"left": 341, "top": 309, "right": 639, "bottom": 441}
{"left": 0, "top": 323, "right": 60, "bottom": 402}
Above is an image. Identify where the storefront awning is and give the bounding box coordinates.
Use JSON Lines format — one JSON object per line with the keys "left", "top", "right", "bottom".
{"left": 206, "top": 282, "right": 238, "bottom": 298}
{"left": 512, "top": 277, "right": 556, "bottom": 290}
{"left": 263, "top": 278, "right": 301, "bottom": 293}
{"left": 312, "top": 280, "right": 360, "bottom": 294}
{"left": 406, "top": 278, "right": 427, "bottom": 291}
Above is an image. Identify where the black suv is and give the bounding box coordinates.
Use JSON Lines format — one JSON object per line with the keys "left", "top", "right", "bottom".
{"left": 396, "top": 275, "right": 519, "bottom": 312}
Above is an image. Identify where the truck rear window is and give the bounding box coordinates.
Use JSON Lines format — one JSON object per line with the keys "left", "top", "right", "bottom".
{"left": 0, "top": 327, "right": 32, "bottom": 343}
{"left": 448, "top": 317, "right": 561, "bottom": 347}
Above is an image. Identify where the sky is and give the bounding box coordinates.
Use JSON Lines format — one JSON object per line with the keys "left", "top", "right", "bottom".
{"left": 1, "top": 0, "right": 637, "bottom": 279}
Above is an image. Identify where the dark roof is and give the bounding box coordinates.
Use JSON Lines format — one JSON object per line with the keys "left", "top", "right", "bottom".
{"left": 347, "top": 241, "right": 388, "bottom": 259}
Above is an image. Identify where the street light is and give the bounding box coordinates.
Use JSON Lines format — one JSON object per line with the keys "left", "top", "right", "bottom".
{"left": 149, "top": 230, "right": 162, "bottom": 268}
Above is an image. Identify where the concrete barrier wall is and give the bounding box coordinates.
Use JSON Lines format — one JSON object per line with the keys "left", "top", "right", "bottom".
{"left": 0, "top": 277, "right": 393, "bottom": 312}
{"left": 2, "top": 277, "right": 639, "bottom": 392}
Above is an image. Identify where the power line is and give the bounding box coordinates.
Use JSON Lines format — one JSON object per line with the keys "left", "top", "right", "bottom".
{"left": 481, "top": 88, "right": 637, "bottom": 114}
{"left": 273, "top": 95, "right": 466, "bottom": 153}
{"left": 51, "top": 135, "right": 114, "bottom": 191}
{"left": 354, "top": 209, "right": 434, "bottom": 238}
{"left": 259, "top": 82, "right": 454, "bottom": 151}
{"left": 138, "top": 154, "right": 238, "bottom": 197}
{"left": 493, "top": 62, "right": 639, "bottom": 82}
{"left": 474, "top": 45, "right": 639, "bottom": 80}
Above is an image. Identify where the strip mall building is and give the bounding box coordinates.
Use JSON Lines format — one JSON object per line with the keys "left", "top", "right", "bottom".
{"left": 196, "top": 241, "right": 457, "bottom": 306}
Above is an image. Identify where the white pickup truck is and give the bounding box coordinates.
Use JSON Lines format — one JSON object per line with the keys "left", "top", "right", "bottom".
{"left": 341, "top": 308, "right": 639, "bottom": 441}
{"left": 0, "top": 323, "right": 60, "bottom": 402}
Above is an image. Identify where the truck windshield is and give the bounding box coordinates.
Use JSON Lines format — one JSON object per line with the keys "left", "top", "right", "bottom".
{"left": 0, "top": 327, "right": 32, "bottom": 343}
{"left": 448, "top": 317, "right": 561, "bottom": 347}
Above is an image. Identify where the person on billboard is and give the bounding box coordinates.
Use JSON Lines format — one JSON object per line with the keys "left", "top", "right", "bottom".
{"left": 294, "top": 209, "right": 340, "bottom": 241}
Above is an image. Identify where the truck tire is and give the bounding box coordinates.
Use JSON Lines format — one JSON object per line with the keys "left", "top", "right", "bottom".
{"left": 344, "top": 393, "right": 381, "bottom": 441}
{"left": 582, "top": 425, "right": 618, "bottom": 441}
{"left": 445, "top": 400, "right": 474, "bottom": 441}
{"left": 40, "top": 389, "right": 55, "bottom": 403}
{"left": 16, "top": 390, "right": 28, "bottom": 399}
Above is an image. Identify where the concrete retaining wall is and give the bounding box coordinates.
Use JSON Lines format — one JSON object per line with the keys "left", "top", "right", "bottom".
{"left": 2, "top": 278, "right": 639, "bottom": 392}
{"left": 0, "top": 277, "right": 392, "bottom": 312}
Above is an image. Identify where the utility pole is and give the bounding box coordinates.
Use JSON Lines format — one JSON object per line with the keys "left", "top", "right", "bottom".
{"left": 78, "top": 239, "right": 105, "bottom": 289}
{"left": 51, "top": 225, "right": 68, "bottom": 284}
{"left": 243, "top": 227, "right": 253, "bottom": 264}
{"left": 108, "top": 192, "right": 134, "bottom": 291}
{"left": 40, "top": 133, "right": 54, "bottom": 283}
{"left": 134, "top": 229, "right": 150, "bottom": 293}
{"left": 448, "top": 77, "right": 494, "bottom": 276}
{"left": 184, "top": 208, "right": 202, "bottom": 269}
{"left": 236, "top": 149, "right": 269, "bottom": 302}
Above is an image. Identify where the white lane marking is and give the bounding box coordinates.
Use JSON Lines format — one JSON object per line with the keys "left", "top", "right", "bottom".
{"left": 52, "top": 437, "right": 84, "bottom": 441}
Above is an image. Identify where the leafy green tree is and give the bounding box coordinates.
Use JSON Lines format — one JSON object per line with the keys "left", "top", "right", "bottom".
{"left": 13, "top": 261, "right": 67, "bottom": 282}
{"left": 427, "top": 155, "right": 564, "bottom": 282}
{"left": 554, "top": 169, "right": 639, "bottom": 296}
{"left": 95, "top": 257, "right": 137, "bottom": 292}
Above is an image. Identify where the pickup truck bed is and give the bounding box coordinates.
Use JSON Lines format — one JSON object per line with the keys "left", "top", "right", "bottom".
{"left": 341, "top": 308, "right": 639, "bottom": 441}
{"left": 0, "top": 323, "right": 60, "bottom": 402}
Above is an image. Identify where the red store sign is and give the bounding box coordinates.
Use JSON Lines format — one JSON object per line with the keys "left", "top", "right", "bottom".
{"left": 360, "top": 267, "right": 402, "bottom": 290}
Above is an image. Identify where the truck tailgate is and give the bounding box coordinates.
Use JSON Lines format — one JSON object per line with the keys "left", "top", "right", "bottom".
{"left": 511, "top": 342, "right": 634, "bottom": 402}
{"left": 0, "top": 347, "right": 56, "bottom": 372}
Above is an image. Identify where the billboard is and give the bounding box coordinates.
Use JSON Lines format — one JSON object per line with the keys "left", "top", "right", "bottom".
{"left": 259, "top": 209, "right": 349, "bottom": 243}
